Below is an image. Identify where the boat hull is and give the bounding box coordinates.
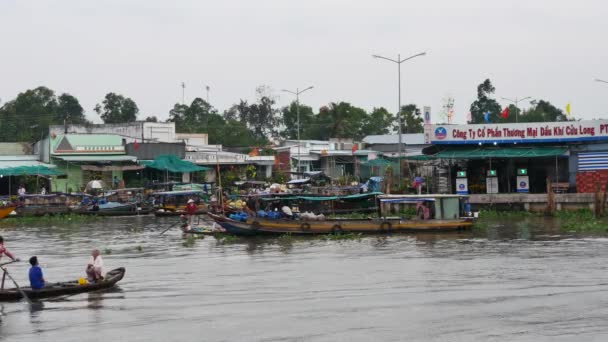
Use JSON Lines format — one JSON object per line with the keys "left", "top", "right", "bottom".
{"left": 208, "top": 213, "right": 473, "bottom": 236}
{"left": 0, "top": 267, "right": 125, "bottom": 301}
{"left": 0, "top": 206, "right": 17, "bottom": 219}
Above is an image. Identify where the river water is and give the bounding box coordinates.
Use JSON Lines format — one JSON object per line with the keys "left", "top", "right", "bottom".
{"left": 0, "top": 216, "right": 607, "bottom": 341}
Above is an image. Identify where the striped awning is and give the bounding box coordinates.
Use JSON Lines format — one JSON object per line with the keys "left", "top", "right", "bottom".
{"left": 578, "top": 152, "right": 608, "bottom": 171}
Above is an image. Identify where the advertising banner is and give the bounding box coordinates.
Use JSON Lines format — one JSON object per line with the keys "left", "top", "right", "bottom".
{"left": 516, "top": 176, "right": 530, "bottom": 193}
{"left": 455, "top": 178, "right": 468, "bottom": 195}
{"left": 430, "top": 120, "right": 608, "bottom": 144}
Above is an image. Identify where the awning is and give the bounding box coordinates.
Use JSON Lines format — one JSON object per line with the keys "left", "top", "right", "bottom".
{"left": 55, "top": 155, "right": 138, "bottom": 162}
{"left": 143, "top": 155, "right": 209, "bottom": 173}
{"left": 410, "top": 147, "right": 568, "bottom": 160}
{"left": 81, "top": 165, "right": 145, "bottom": 171}
{"left": 0, "top": 166, "right": 63, "bottom": 176}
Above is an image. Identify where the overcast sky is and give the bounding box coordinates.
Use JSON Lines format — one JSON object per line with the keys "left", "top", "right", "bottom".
{"left": 1, "top": 0, "right": 607, "bottom": 124}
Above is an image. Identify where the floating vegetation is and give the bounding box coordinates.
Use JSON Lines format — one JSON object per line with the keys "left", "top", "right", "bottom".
{"left": 477, "top": 210, "right": 535, "bottom": 219}
{"left": 104, "top": 248, "right": 112, "bottom": 255}
{"left": 277, "top": 233, "right": 294, "bottom": 244}
{"left": 324, "top": 232, "right": 363, "bottom": 241}
{"left": 182, "top": 235, "right": 197, "bottom": 247}
{"left": 557, "top": 209, "right": 608, "bottom": 232}
{"left": 0, "top": 214, "right": 101, "bottom": 226}
{"left": 213, "top": 233, "right": 238, "bottom": 244}
{"left": 135, "top": 245, "right": 143, "bottom": 252}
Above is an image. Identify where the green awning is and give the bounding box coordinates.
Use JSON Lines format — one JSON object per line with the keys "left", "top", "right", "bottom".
{"left": 142, "top": 155, "right": 209, "bottom": 173}
{"left": 364, "top": 158, "right": 392, "bottom": 166}
{"left": 424, "top": 147, "right": 568, "bottom": 159}
{"left": 260, "top": 192, "right": 383, "bottom": 202}
{"left": 0, "top": 166, "right": 63, "bottom": 176}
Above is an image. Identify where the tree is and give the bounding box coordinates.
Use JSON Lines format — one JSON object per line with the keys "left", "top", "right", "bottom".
{"left": 224, "top": 86, "right": 281, "bottom": 142}
{"left": 57, "top": 93, "right": 88, "bottom": 124}
{"left": 313, "top": 102, "right": 367, "bottom": 140}
{"left": 144, "top": 116, "right": 159, "bottom": 122}
{"left": 94, "top": 93, "right": 139, "bottom": 123}
{"left": 361, "top": 107, "right": 395, "bottom": 136}
{"left": 280, "top": 101, "right": 315, "bottom": 139}
{"left": 395, "top": 104, "right": 423, "bottom": 133}
{"left": 469, "top": 79, "right": 501, "bottom": 124}
{"left": 0, "top": 86, "right": 87, "bottom": 142}
{"left": 169, "top": 98, "right": 216, "bottom": 133}
{"left": 519, "top": 100, "right": 569, "bottom": 122}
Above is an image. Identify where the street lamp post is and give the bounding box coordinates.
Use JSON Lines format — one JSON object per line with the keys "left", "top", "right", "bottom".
{"left": 373, "top": 52, "right": 426, "bottom": 191}
{"left": 501, "top": 96, "right": 532, "bottom": 123}
{"left": 594, "top": 78, "right": 608, "bottom": 84}
{"left": 282, "top": 86, "right": 314, "bottom": 174}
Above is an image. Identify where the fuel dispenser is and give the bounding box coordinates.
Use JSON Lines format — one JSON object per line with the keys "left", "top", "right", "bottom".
{"left": 516, "top": 168, "right": 529, "bottom": 193}
{"left": 456, "top": 170, "right": 468, "bottom": 195}
{"left": 486, "top": 169, "right": 498, "bottom": 194}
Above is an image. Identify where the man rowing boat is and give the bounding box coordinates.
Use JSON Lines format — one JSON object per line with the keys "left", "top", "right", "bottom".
{"left": 0, "top": 236, "right": 17, "bottom": 262}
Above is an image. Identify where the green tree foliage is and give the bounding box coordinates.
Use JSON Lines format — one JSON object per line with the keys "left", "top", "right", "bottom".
{"left": 395, "top": 104, "right": 423, "bottom": 133}
{"left": 280, "top": 101, "right": 315, "bottom": 139}
{"left": 314, "top": 102, "right": 368, "bottom": 140}
{"left": 144, "top": 116, "right": 159, "bottom": 122}
{"left": 519, "top": 100, "right": 569, "bottom": 122}
{"left": 0, "top": 86, "right": 88, "bottom": 142}
{"left": 470, "top": 79, "right": 501, "bottom": 124}
{"left": 94, "top": 93, "right": 139, "bottom": 123}
{"left": 169, "top": 98, "right": 217, "bottom": 133}
{"left": 361, "top": 107, "right": 395, "bottom": 136}
{"left": 225, "top": 86, "right": 281, "bottom": 142}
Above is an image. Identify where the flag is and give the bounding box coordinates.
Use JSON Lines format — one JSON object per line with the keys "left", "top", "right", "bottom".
{"left": 483, "top": 111, "right": 490, "bottom": 123}
{"left": 466, "top": 111, "right": 472, "bottom": 123}
{"left": 351, "top": 144, "right": 358, "bottom": 153}
{"left": 133, "top": 140, "right": 139, "bottom": 151}
{"left": 501, "top": 107, "right": 509, "bottom": 119}
{"left": 565, "top": 103, "right": 571, "bottom": 116}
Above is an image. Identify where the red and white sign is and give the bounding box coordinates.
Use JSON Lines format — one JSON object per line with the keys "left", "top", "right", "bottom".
{"left": 430, "top": 120, "right": 608, "bottom": 144}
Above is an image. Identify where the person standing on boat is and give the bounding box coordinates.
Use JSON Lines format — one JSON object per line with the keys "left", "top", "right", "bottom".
{"left": 0, "top": 236, "right": 17, "bottom": 262}
{"left": 185, "top": 199, "right": 197, "bottom": 226}
{"left": 86, "top": 249, "right": 104, "bottom": 282}
{"left": 28, "top": 256, "right": 45, "bottom": 290}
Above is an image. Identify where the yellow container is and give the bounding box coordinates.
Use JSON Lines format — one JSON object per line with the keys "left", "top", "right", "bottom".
{"left": 78, "top": 277, "right": 87, "bottom": 285}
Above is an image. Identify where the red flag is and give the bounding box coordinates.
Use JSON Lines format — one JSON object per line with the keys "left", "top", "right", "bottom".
{"left": 133, "top": 140, "right": 139, "bottom": 151}
{"left": 501, "top": 107, "right": 509, "bottom": 119}
{"left": 351, "top": 144, "right": 358, "bottom": 153}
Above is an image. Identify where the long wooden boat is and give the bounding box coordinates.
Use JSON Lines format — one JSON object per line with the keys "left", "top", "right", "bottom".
{"left": 0, "top": 206, "right": 17, "bottom": 219}
{"left": 0, "top": 267, "right": 125, "bottom": 301}
{"left": 208, "top": 213, "right": 473, "bottom": 235}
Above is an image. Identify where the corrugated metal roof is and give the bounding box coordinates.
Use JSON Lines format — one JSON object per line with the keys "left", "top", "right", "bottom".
{"left": 0, "top": 160, "right": 56, "bottom": 168}
{"left": 363, "top": 134, "right": 426, "bottom": 145}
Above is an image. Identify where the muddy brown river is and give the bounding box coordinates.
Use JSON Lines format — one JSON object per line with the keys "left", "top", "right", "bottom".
{"left": 0, "top": 216, "right": 606, "bottom": 341}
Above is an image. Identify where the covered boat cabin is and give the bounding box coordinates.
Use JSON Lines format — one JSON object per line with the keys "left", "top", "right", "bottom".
{"left": 377, "top": 194, "right": 470, "bottom": 220}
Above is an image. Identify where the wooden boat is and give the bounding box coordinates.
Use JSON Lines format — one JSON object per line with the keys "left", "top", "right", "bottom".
{"left": 152, "top": 190, "right": 209, "bottom": 216}
{"left": 209, "top": 213, "right": 472, "bottom": 235}
{"left": 0, "top": 267, "right": 125, "bottom": 301}
{"left": 208, "top": 194, "right": 475, "bottom": 235}
{"left": 0, "top": 206, "right": 17, "bottom": 219}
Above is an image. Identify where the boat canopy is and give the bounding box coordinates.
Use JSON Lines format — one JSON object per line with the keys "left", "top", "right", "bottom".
{"left": 152, "top": 190, "right": 205, "bottom": 196}
{"left": 379, "top": 198, "right": 436, "bottom": 203}
{"left": 260, "top": 192, "right": 383, "bottom": 202}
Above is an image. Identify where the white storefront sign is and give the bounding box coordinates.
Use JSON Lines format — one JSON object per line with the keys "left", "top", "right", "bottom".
{"left": 430, "top": 120, "right": 608, "bottom": 144}
{"left": 516, "top": 176, "right": 530, "bottom": 193}
{"left": 455, "top": 178, "right": 468, "bottom": 195}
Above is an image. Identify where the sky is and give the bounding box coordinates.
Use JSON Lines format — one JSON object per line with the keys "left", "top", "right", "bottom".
{"left": 1, "top": 0, "right": 608, "bottom": 124}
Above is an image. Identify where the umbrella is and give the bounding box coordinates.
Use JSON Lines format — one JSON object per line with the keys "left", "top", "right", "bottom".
{"left": 85, "top": 180, "right": 106, "bottom": 192}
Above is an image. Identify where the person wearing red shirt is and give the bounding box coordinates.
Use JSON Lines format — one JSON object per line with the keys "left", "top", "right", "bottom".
{"left": 185, "top": 199, "right": 197, "bottom": 226}
{"left": 0, "top": 236, "right": 17, "bottom": 262}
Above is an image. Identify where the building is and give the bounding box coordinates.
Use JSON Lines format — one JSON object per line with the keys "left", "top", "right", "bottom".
{"left": 424, "top": 120, "right": 608, "bottom": 194}
{"left": 0, "top": 143, "right": 57, "bottom": 195}
{"left": 44, "top": 134, "right": 141, "bottom": 192}
{"left": 49, "top": 122, "right": 177, "bottom": 144}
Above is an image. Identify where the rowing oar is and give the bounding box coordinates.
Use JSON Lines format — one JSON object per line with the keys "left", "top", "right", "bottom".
{"left": 1, "top": 261, "right": 33, "bottom": 305}
{"left": 160, "top": 221, "right": 181, "bottom": 235}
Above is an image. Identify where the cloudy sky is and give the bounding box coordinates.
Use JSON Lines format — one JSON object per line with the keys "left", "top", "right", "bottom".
{"left": 1, "top": 0, "right": 607, "bottom": 124}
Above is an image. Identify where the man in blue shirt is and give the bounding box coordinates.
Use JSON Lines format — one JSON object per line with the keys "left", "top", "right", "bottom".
{"left": 28, "top": 256, "right": 45, "bottom": 290}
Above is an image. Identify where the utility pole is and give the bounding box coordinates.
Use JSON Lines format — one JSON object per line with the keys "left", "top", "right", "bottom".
{"left": 373, "top": 52, "right": 426, "bottom": 191}
{"left": 282, "top": 86, "right": 314, "bottom": 174}
{"left": 501, "top": 96, "right": 532, "bottom": 123}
